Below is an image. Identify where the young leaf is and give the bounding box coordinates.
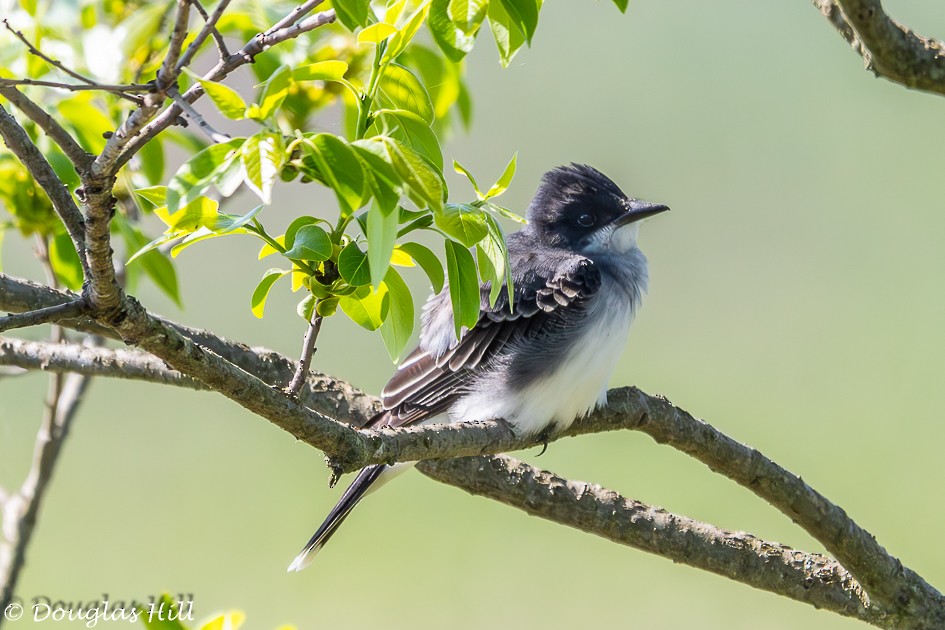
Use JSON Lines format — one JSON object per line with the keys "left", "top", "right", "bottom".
{"left": 429, "top": 0, "right": 488, "bottom": 62}
{"left": 367, "top": 201, "right": 399, "bottom": 288}
{"left": 333, "top": 0, "right": 373, "bottom": 30}
{"left": 612, "top": 0, "right": 629, "bottom": 13}
{"left": 184, "top": 69, "right": 248, "bottom": 119}
{"left": 485, "top": 201, "right": 527, "bottom": 224}
{"left": 358, "top": 22, "right": 398, "bottom": 44}
{"left": 135, "top": 186, "right": 167, "bottom": 208}
{"left": 353, "top": 137, "right": 445, "bottom": 211}
{"left": 380, "top": 266, "right": 415, "bottom": 361}
{"left": 497, "top": 0, "right": 541, "bottom": 44}
{"left": 372, "top": 109, "right": 443, "bottom": 170}
{"left": 251, "top": 269, "right": 288, "bottom": 318}
{"left": 399, "top": 241, "right": 444, "bottom": 293}
{"left": 155, "top": 195, "right": 221, "bottom": 233}
{"left": 258, "top": 234, "right": 286, "bottom": 259}
{"left": 382, "top": 2, "right": 431, "bottom": 62}
{"left": 339, "top": 285, "right": 390, "bottom": 331}
{"left": 166, "top": 138, "right": 245, "bottom": 212}
{"left": 377, "top": 64, "right": 435, "bottom": 125}
{"left": 478, "top": 213, "right": 513, "bottom": 306}
{"left": 435, "top": 203, "right": 489, "bottom": 247}
{"left": 254, "top": 65, "right": 291, "bottom": 120}
{"left": 484, "top": 152, "right": 517, "bottom": 199}
{"left": 168, "top": 205, "right": 264, "bottom": 257}
{"left": 488, "top": 0, "right": 527, "bottom": 67}
{"left": 292, "top": 61, "right": 350, "bottom": 82}
{"left": 241, "top": 132, "right": 283, "bottom": 204}
{"left": 303, "top": 134, "right": 366, "bottom": 217}
{"left": 338, "top": 242, "right": 371, "bottom": 286}
{"left": 444, "top": 239, "right": 480, "bottom": 338}
{"left": 453, "top": 159, "right": 481, "bottom": 197}
{"left": 282, "top": 224, "right": 332, "bottom": 261}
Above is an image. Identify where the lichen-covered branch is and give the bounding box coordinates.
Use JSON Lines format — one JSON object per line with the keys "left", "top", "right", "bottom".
{"left": 417, "top": 455, "right": 886, "bottom": 626}
{"left": 813, "top": 0, "right": 945, "bottom": 96}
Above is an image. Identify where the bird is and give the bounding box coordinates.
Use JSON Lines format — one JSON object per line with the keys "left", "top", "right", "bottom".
{"left": 287, "top": 163, "right": 668, "bottom": 571}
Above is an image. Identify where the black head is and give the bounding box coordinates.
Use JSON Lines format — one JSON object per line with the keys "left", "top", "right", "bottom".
{"left": 525, "top": 164, "right": 668, "bottom": 252}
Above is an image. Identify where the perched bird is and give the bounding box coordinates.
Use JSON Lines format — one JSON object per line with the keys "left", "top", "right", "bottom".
{"left": 288, "top": 163, "right": 668, "bottom": 571}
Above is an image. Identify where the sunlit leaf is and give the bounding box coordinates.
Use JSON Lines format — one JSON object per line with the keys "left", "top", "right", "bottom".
{"left": 282, "top": 224, "right": 332, "bottom": 261}
{"left": 488, "top": 0, "right": 527, "bottom": 67}
{"left": 452, "top": 159, "right": 481, "bottom": 196}
{"left": 292, "top": 61, "right": 349, "bottom": 82}
{"left": 444, "top": 239, "right": 480, "bottom": 338}
{"left": 251, "top": 269, "right": 289, "bottom": 318}
{"left": 358, "top": 22, "right": 398, "bottom": 44}
{"left": 241, "top": 132, "right": 283, "bottom": 204}
{"left": 353, "top": 136, "right": 444, "bottom": 211}
{"left": 377, "top": 64, "right": 435, "bottom": 125}
{"left": 155, "top": 195, "right": 220, "bottom": 233}
{"left": 367, "top": 201, "right": 399, "bottom": 288}
{"left": 399, "top": 241, "right": 444, "bottom": 293}
{"left": 339, "top": 284, "right": 390, "bottom": 330}
{"left": 303, "top": 134, "right": 365, "bottom": 217}
{"left": 484, "top": 152, "right": 517, "bottom": 199}
{"left": 380, "top": 266, "right": 414, "bottom": 360}
{"left": 333, "top": 0, "right": 372, "bottom": 30}
{"left": 135, "top": 186, "right": 167, "bottom": 208}
{"left": 383, "top": 3, "right": 431, "bottom": 62}
{"left": 254, "top": 65, "right": 291, "bottom": 120}
{"left": 497, "top": 0, "right": 541, "bottom": 44}
{"left": 185, "top": 69, "right": 248, "bottom": 119}
{"left": 429, "top": 0, "right": 488, "bottom": 62}
{"left": 373, "top": 109, "right": 443, "bottom": 170}
{"left": 338, "top": 242, "right": 371, "bottom": 286}
{"left": 166, "top": 138, "right": 244, "bottom": 212}
{"left": 435, "top": 203, "right": 488, "bottom": 246}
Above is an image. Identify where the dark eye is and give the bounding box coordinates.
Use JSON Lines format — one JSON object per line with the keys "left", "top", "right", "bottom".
{"left": 576, "top": 213, "right": 596, "bottom": 227}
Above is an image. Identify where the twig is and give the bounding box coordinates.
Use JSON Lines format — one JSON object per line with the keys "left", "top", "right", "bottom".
{"left": 1, "top": 21, "right": 146, "bottom": 104}
{"left": 812, "top": 0, "right": 945, "bottom": 97}
{"left": 0, "top": 337, "right": 206, "bottom": 390}
{"left": 286, "top": 307, "right": 324, "bottom": 398}
{"left": 98, "top": 7, "right": 337, "bottom": 176}
{"left": 0, "top": 86, "right": 90, "bottom": 169}
{"left": 178, "top": 0, "right": 231, "bottom": 70}
{"left": 156, "top": 0, "right": 191, "bottom": 91}
{"left": 0, "top": 78, "right": 152, "bottom": 97}
{"left": 168, "top": 88, "right": 231, "bottom": 143}
{"left": 0, "top": 104, "right": 90, "bottom": 278}
{"left": 0, "top": 300, "right": 86, "bottom": 333}
{"left": 417, "top": 454, "right": 883, "bottom": 626}
{"left": 268, "top": 0, "right": 326, "bottom": 33}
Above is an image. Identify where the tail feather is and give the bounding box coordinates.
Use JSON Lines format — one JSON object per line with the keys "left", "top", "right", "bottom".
{"left": 287, "top": 464, "right": 388, "bottom": 572}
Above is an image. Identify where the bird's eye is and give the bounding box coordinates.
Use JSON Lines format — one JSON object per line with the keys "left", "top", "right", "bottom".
{"left": 576, "top": 213, "right": 596, "bottom": 227}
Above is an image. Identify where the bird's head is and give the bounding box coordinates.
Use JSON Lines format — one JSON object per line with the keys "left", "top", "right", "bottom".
{"left": 525, "top": 164, "right": 668, "bottom": 255}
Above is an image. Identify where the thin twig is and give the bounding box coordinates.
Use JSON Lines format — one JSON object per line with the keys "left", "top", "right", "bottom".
{"left": 156, "top": 0, "right": 192, "bottom": 90}
{"left": 0, "top": 300, "right": 86, "bottom": 333}
{"left": 178, "top": 0, "right": 231, "bottom": 70}
{"left": 0, "top": 86, "right": 91, "bottom": 169}
{"left": 286, "top": 306, "right": 324, "bottom": 398}
{"left": 168, "top": 88, "right": 231, "bottom": 143}
{"left": 0, "top": 78, "right": 152, "bottom": 96}
{"left": 268, "top": 0, "right": 325, "bottom": 33}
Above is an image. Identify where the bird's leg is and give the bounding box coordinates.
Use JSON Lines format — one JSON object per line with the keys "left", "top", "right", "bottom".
{"left": 535, "top": 423, "right": 557, "bottom": 457}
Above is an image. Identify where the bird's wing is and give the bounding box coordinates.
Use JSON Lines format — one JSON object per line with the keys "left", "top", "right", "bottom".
{"left": 362, "top": 254, "right": 601, "bottom": 429}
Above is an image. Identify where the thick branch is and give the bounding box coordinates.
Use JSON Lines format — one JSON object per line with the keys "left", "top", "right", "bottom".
{"left": 0, "top": 104, "right": 90, "bottom": 277}
{"left": 417, "top": 455, "right": 885, "bottom": 627}
{"left": 814, "top": 0, "right": 945, "bottom": 96}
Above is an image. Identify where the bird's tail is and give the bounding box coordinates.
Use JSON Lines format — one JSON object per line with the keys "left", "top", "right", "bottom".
{"left": 287, "top": 464, "right": 389, "bottom": 572}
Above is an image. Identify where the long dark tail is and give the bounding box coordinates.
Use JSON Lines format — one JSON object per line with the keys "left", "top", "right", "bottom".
{"left": 286, "top": 464, "right": 388, "bottom": 572}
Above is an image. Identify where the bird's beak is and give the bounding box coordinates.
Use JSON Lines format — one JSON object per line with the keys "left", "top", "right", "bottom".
{"left": 612, "top": 199, "right": 670, "bottom": 228}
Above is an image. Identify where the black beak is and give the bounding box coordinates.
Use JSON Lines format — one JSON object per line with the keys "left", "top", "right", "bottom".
{"left": 612, "top": 199, "right": 670, "bottom": 227}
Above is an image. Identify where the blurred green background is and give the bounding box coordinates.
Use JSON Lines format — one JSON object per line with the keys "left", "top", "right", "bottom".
{"left": 3, "top": 1, "right": 945, "bottom": 628}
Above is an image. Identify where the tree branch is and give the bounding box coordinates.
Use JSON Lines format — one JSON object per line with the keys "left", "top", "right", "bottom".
{"left": 286, "top": 308, "right": 323, "bottom": 398}
{"left": 0, "top": 105, "right": 90, "bottom": 278}
{"left": 0, "top": 86, "right": 91, "bottom": 169}
{"left": 0, "top": 300, "right": 86, "bottom": 333}
{"left": 813, "top": 0, "right": 945, "bottom": 96}
{"left": 168, "top": 88, "right": 231, "bottom": 144}
{"left": 417, "top": 455, "right": 886, "bottom": 626}
{"left": 178, "top": 0, "right": 231, "bottom": 70}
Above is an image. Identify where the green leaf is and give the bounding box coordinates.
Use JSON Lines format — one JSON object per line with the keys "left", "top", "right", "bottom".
{"left": 126, "top": 233, "right": 180, "bottom": 265}
{"left": 297, "top": 293, "right": 316, "bottom": 321}
{"left": 484, "top": 152, "right": 517, "bottom": 199}
{"left": 292, "top": 60, "right": 349, "bottom": 82}
{"left": 429, "top": 0, "right": 488, "bottom": 62}
{"left": 488, "top": 0, "right": 527, "bottom": 67}
{"left": 155, "top": 195, "right": 220, "bottom": 233}
{"left": 241, "top": 132, "right": 283, "bottom": 204}
{"left": 49, "top": 232, "right": 83, "bottom": 291}
{"left": 486, "top": 201, "right": 527, "bottom": 224}
{"left": 612, "top": 0, "right": 629, "bottom": 13}
{"left": 372, "top": 109, "right": 443, "bottom": 170}
{"left": 135, "top": 186, "right": 167, "bottom": 208}
{"left": 20, "top": 0, "right": 37, "bottom": 16}
{"left": 358, "top": 22, "right": 398, "bottom": 44}
{"left": 139, "top": 137, "right": 165, "bottom": 185}
{"left": 497, "top": 0, "right": 541, "bottom": 44}
{"left": 316, "top": 296, "right": 340, "bottom": 317}
{"left": 251, "top": 269, "right": 288, "bottom": 318}
{"left": 444, "top": 239, "right": 480, "bottom": 338}
{"left": 367, "top": 201, "right": 399, "bottom": 288}
{"left": 333, "top": 0, "right": 372, "bottom": 30}
{"left": 185, "top": 69, "right": 248, "bottom": 119}
{"left": 339, "top": 285, "right": 389, "bottom": 331}
{"left": 169, "top": 205, "right": 264, "bottom": 257}
{"left": 338, "top": 242, "right": 371, "bottom": 286}
{"left": 478, "top": 213, "right": 513, "bottom": 306}
{"left": 399, "top": 241, "right": 444, "bottom": 293}
{"left": 353, "top": 136, "right": 444, "bottom": 211}
{"left": 303, "top": 134, "right": 366, "bottom": 217}
{"left": 117, "top": 219, "right": 182, "bottom": 307}
{"left": 282, "top": 224, "right": 332, "bottom": 261}
{"left": 377, "top": 65, "right": 435, "bottom": 125}
{"left": 380, "top": 266, "right": 415, "bottom": 361}
{"left": 57, "top": 95, "right": 114, "bottom": 153}
{"left": 453, "top": 159, "right": 481, "bottom": 196}
{"left": 254, "top": 65, "right": 291, "bottom": 120}
{"left": 435, "top": 203, "right": 488, "bottom": 247}
{"left": 382, "top": 3, "right": 431, "bottom": 62}
{"left": 166, "top": 138, "right": 244, "bottom": 212}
